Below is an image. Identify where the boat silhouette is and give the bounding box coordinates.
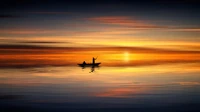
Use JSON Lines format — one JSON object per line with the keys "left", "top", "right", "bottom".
{"left": 78, "top": 57, "right": 101, "bottom": 67}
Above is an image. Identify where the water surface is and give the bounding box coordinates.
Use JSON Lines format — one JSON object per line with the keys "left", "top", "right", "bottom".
{"left": 0, "top": 63, "right": 200, "bottom": 112}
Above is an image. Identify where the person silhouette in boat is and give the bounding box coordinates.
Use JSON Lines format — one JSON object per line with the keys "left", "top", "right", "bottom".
{"left": 78, "top": 57, "right": 100, "bottom": 67}
{"left": 83, "top": 61, "right": 86, "bottom": 65}
{"left": 83, "top": 57, "right": 96, "bottom": 65}
{"left": 92, "top": 57, "right": 96, "bottom": 64}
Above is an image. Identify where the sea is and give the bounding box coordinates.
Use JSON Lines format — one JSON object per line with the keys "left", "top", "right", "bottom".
{"left": 0, "top": 63, "right": 200, "bottom": 112}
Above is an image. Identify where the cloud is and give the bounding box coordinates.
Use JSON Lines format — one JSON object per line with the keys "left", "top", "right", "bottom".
{"left": 0, "top": 14, "right": 19, "bottom": 18}
{"left": 167, "top": 28, "right": 200, "bottom": 32}
{"left": 0, "top": 44, "right": 200, "bottom": 54}
{"left": 94, "top": 87, "right": 149, "bottom": 98}
{"left": 88, "top": 16, "right": 165, "bottom": 29}
{"left": 0, "top": 29, "right": 85, "bottom": 36}
{"left": 0, "top": 29, "right": 58, "bottom": 34}
{"left": 0, "top": 27, "right": 141, "bottom": 38}
{"left": 176, "top": 82, "right": 200, "bottom": 86}
{"left": 0, "top": 44, "right": 51, "bottom": 49}
{"left": 88, "top": 16, "right": 200, "bottom": 32}
{"left": 0, "top": 95, "right": 23, "bottom": 100}
{"left": 19, "top": 41, "right": 69, "bottom": 44}
{"left": 30, "top": 12, "right": 71, "bottom": 14}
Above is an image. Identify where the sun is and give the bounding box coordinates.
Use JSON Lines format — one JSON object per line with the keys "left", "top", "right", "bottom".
{"left": 124, "top": 52, "right": 129, "bottom": 62}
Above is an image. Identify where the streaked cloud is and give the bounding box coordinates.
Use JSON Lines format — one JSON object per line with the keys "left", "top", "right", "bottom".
{"left": 88, "top": 16, "right": 200, "bottom": 32}
{"left": 166, "top": 28, "right": 200, "bottom": 32}
{"left": 176, "top": 82, "right": 200, "bottom": 86}
{"left": 30, "top": 12, "right": 71, "bottom": 14}
{"left": 88, "top": 16, "right": 166, "bottom": 28}
{"left": 19, "top": 41, "right": 69, "bottom": 44}
{"left": 0, "top": 95, "right": 23, "bottom": 100}
{"left": 0, "top": 14, "right": 19, "bottom": 18}
{"left": 0, "top": 29, "right": 65, "bottom": 34}
{"left": 94, "top": 87, "right": 148, "bottom": 98}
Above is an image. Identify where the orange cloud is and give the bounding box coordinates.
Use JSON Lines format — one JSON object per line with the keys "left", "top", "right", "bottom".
{"left": 166, "top": 28, "right": 200, "bottom": 32}
{"left": 88, "top": 16, "right": 164, "bottom": 28}
{"left": 176, "top": 82, "right": 200, "bottom": 86}
{"left": 88, "top": 16, "right": 200, "bottom": 32}
{"left": 94, "top": 87, "right": 149, "bottom": 98}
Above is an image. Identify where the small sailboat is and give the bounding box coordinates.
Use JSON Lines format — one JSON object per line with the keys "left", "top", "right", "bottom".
{"left": 78, "top": 57, "right": 101, "bottom": 67}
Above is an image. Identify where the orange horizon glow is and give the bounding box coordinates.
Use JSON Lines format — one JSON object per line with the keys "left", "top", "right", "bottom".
{"left": 0, "top": 45, "right": 199, "bottom": 68}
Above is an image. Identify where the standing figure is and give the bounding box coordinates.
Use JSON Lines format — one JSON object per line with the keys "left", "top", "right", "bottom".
{"left": 92, "top": 57, "right": 96, "bottom": 64}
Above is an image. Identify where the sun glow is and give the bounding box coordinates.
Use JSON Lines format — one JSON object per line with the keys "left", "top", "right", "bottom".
{"left": 124, "top": 52, "right": 129, "bottom": 62}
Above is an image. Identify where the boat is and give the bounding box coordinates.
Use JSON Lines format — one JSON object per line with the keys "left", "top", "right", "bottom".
{"left": 78, "top": 57, "right": 101, "bottom": 67}
{"left": 78, "top": 63, "right": 101, "bottom": 67}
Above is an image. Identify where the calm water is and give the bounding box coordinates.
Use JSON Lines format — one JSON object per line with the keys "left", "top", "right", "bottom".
{"left": 0, "top": 63, "right": 200, "bottom": 112}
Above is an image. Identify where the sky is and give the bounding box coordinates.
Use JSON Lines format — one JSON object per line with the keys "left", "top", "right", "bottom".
{"left": 0, "top": 0, "right": 200, "bottom": 67}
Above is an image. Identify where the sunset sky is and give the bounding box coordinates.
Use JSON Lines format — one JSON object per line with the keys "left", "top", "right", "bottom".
{"left": 0, "top": 0, "right": 200, "bottom": 67}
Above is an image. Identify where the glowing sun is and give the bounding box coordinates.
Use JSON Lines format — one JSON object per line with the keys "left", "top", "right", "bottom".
{"left": 124, "top": 52, "right": 129, "bottom": 62}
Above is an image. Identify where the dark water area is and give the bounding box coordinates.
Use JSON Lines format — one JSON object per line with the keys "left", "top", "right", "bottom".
{"left": 0, "top": 63, "right": 200, "bottom": 112}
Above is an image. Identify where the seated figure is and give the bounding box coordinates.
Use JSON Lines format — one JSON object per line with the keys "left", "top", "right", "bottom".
{"left": 83, "top": 61, "right": 86, "bottom": 64}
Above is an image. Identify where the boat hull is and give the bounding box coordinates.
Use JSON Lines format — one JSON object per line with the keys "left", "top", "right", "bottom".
{"left": 78, "top": 63, "right": 101, "bottom": 67}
